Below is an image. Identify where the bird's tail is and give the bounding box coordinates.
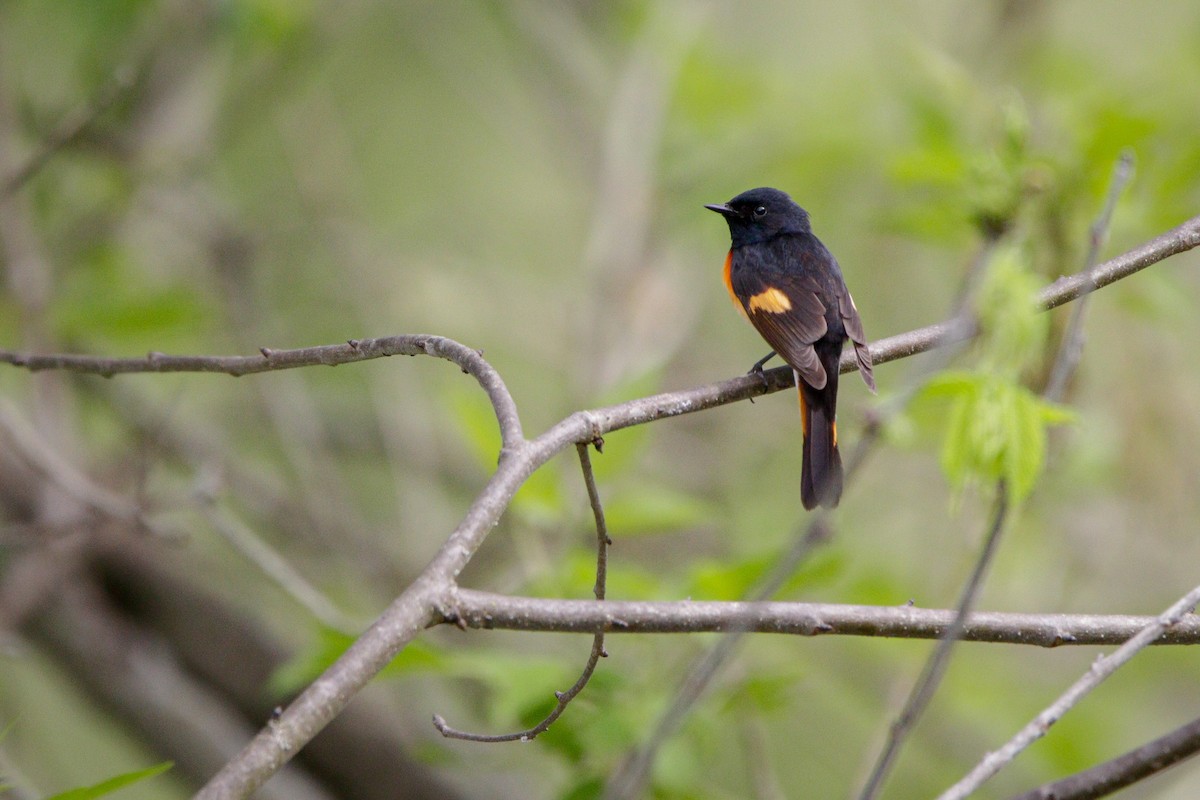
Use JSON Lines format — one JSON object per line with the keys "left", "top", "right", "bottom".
{"left": 799, "top": 376, "right": 842, "bottom": 510}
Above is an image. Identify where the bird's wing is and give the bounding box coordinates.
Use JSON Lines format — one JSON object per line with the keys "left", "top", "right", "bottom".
{"left": 731, "top": 269, "right": 829, "bottom": 389}
{"left": 838, "top": 289, "right": 876, "bottom": 393}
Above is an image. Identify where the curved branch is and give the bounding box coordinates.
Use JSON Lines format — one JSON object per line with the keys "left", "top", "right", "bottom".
{"left": 444, "top": 589, "right": 1200, "bottom": 646}
{"left": 0, "top": 335, "right": 524, "bottom": 451}
{"left": 432, "top": 443, "right": 612, "bottom": 742}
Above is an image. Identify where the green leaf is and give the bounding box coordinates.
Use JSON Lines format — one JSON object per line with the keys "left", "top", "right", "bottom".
{"left": 975, "top": 244, "right": 1049, "bottom": 374}
{"left": 45, "top": 763, "right": 172, "bottom": 800}
{"left": 917, "top": 372, "right": 1073, "bottom": 503}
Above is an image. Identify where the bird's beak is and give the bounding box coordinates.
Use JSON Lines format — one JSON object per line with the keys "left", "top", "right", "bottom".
{"left": 704, "top": 203, "right": 735, "bottom": 217}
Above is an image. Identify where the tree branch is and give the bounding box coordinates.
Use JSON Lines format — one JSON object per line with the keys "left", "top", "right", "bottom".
{"left": 442, "top": 589, "right": 1200, "bottom": 645}
{"left": 0, "top": 335, "right": 525, "bottom": 451}
{"left": 937, "top": 582, "right": 1200, "bottom": 799}
{"left": 432, "top": 442, "right": 612, "bottom": 742}
{"left": 1010, "top": 714, "right": 1200, "bottom": 800}
{"left": 1, "top": 68, "right": 136, "bottom": 200}
{"left": 5, "top": 213, "right": 1198, "bottom": 419}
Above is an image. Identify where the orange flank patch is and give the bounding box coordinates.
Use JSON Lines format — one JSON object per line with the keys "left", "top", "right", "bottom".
{"left": 724, "top": 251, "right": 748, "bottom": 319}
{"left": 748, "top": 286, "right": 793, "bottom": 314}
{"left": 832, "top": 420, "right": 838, "bottom": 447}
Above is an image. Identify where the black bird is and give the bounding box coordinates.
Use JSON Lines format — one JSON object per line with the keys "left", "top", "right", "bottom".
{"left": 707, "top": 187, "right": 875, "bottom": 509}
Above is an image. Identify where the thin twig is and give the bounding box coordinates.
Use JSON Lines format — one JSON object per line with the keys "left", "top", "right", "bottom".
{"left": 193, "top": 482, "right": 363, "bottom": 636}
{"left": 1009, "top": 714, "right": 1200, "bottom": 800}
{"left": 856, "top": 482, "right": 1010, "bottom": 800}
{"left": 1043, "top": 151, "right": 1135, "bottom": 402}
{"left": 1, "top": 68, "right": 136, "bottom": 200}
{"left": 433, "top": 442, "right": 612, "bottom": 742}
{"left": 937, "top": 582, "right": 1200, "bottom": 800}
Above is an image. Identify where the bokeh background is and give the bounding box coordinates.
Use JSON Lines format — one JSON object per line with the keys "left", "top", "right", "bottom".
{"left": 2, "top": 1, "right": 1200, "bottom": 798}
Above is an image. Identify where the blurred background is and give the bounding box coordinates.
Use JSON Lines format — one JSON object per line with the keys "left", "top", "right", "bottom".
{"left": 1, "top": 1, "right": 1199, "bottom": 798}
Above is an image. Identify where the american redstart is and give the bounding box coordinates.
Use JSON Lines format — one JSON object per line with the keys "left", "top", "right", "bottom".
{"left": 707, "top": 187, "right": 875, "bottom": 509}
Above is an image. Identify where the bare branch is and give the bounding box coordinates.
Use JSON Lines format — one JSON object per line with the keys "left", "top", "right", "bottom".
{"left": 1011, "top": 714, "right": 1200, "bottom": 800}
{"left": 0, "top": 68, "right": 136, "bottom": 200}
{"left": 0, "top": 397, "right": 152, "bottom": 527}
{"left": 1035, "top": 211, "right": 1200, "bottom": 312}
{"left": 193, "top": 483, "right": 363, "bottom": 636}
{"left": 0, "top": 336, "right": 524, "bottom": 451}
{"left": 432, "top": 442, "right": 612, "bottom": 742}
{"left": 1044, "top": 151, "right": 1136, "bottom": 401}
{"left": 937, "top": 582, "right": 1200, "bottom": 800}
{"left": 444, "top": 589, "right": 1200, "bottom": 645}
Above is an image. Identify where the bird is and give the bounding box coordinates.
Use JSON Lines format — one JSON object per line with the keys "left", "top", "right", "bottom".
{"left": 706, "top": 187, "right": 875, "bottom": 509}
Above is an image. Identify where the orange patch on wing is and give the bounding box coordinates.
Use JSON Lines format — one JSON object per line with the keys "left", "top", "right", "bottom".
{"left": 748, "top": 286, "right": 793, "bottom": 314}
{"left": 832, "top": 420, "right": 838, "bottom": 447}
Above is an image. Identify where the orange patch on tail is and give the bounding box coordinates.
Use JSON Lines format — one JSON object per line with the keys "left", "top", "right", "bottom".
{"left": 798, "top": 388, "right": 809, "bottom": 436}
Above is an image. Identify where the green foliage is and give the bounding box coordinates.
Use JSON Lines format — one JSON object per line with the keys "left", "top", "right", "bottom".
{"left": 44, "top": 763, "right": 172, "bottom": 800}
{"left": 913, "top": 244, "right": 1072, "bottom": 503}
{"left": 974, "top": 244, "right": 1050, "bottom": 376}
{"left": 923, "top": 371, "right": 1072, "bottom": 502}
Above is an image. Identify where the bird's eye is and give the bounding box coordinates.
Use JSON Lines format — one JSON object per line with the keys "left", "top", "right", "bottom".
{"left": 753, "top": 206, "right": 767, "bottom": 218}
